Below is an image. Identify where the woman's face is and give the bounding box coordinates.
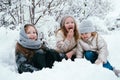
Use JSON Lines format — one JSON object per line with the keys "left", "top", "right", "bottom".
{"left": 64, "top": 17, "right": 75, "bottom": 32}
{"left": 81, "top": 32, "right": 92, "bottom": 41}
{"left": 25, "top": 26, "right": 37, "bottom": 41}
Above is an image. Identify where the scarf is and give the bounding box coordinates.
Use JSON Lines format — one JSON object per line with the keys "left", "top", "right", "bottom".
{"left": 18, "top": 26, "right": 41, "bottom": 49}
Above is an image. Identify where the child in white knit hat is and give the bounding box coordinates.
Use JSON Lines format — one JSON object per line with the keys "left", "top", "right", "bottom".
{"left": 76, "top": 19, "right": 120, "bottom": 77}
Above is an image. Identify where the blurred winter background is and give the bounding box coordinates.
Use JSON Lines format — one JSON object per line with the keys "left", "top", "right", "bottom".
{"left": 0, "top": 0, "right": 120, "bottom": 80}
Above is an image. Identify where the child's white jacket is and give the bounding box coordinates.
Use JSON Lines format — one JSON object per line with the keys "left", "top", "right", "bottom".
{"left": 76, "top": 33, "right": 109, "bottom": 63}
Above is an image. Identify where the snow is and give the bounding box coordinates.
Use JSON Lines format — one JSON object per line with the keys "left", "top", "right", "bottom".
{"left": 0, "top": 0, "right": 120, "bottom": 79}
{"left": 0, "top": 26, "right": 120, "bottom": 80}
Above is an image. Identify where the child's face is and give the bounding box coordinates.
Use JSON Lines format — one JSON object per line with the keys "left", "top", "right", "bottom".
{"left": 64, "top": 17, "right": 75, "bottom": 32}
{"left": 81, "top": 32, "right": 92, "bottom": 41}
{"left": 25, "top": 26, "right": 37, "bottom": 41}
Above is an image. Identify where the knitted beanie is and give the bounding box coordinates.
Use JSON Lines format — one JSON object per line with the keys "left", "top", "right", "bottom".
{"left": 79, "top": 20, "right": 95, "bottom": 33}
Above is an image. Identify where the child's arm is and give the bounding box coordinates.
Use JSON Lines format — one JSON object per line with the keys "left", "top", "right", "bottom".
{"left": 56, "top": 31, "right": 72, "bottom": 52}
{"left": 16, "top": 52, "right": 38, "bottom": 73}
{"left": 96, "top": 35, "right": 109, "bottom": 63}
{"left": 76, "top": 41, "right": 84, "bottom": 58}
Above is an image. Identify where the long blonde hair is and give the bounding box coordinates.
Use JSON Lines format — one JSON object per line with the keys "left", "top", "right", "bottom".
{"left": 56, "top": 16, "right": 79, "bottom": 42}
{"left": 80, "top": 32, "right": 98, "bottom": 39}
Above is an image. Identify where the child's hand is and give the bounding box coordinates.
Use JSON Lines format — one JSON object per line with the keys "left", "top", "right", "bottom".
{"left": 66, "top": 50, "right": 74, "bottom": 59}
{"left": 67, "top": 29, "right": 74, "bottom": 40}
{"left": 95, "top": 59, "right": 103, "bottom": 65}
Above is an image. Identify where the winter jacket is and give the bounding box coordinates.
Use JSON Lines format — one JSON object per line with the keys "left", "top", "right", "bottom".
{"left": 16, "top": 44, "right": 62, "bottom": 73}
{"left": 76, "top": 33, "right": 108, "bottom": 63}
{"left": 15, "top": 49, "right": 46, "bottom": 73}
{"left": 55, "top": 30, "right": 77, "bottom": 54}
{"left": 15, "top": 24, "right": 61, "bottom": 73}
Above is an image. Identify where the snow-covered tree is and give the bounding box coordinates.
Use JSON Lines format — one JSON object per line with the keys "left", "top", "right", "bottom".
{"left": 0, "top": 0, "right": 111, "bottom": 35}
{"left": 0, "top": 0, "right": 111, "bottom": 26}
{"left": 63, "top": 0, "right": 111, "bottom": 22}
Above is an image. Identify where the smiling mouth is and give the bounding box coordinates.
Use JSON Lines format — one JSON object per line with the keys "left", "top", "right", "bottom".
{"left": 68, "top": 27, "right": 73, "bottom": 30}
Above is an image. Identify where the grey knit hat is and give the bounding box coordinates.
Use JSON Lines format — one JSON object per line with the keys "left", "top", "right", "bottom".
{"left": 79, "top": 20, "right": 95, "bottom": 33}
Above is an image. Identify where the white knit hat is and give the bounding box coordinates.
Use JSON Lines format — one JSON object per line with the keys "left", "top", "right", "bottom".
{"left": 79, "top": 20, "right": 95, "bottom": 33}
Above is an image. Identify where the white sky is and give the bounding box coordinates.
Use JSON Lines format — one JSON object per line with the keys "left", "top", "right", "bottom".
{"left": 106, "top": 0, "right": 120, "bottom": 18}
{"left": 110, "top": 0, "right": 120, "bottom": 11}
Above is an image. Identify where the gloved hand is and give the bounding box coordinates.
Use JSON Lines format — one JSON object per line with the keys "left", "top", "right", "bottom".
{"left": 18, "top": 63, "right": 38, "bottom": 73}
{"left": 59, "top": 53, "right": 67, "bottom": 60}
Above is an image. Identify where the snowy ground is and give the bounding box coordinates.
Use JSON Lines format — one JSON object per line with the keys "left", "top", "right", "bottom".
{"left": 0, "top": 27, "right": 120, "bottom": 80}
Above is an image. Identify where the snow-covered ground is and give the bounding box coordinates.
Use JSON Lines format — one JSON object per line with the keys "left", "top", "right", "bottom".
{"left": 0, "top": 26, "right": 120, "bottom": 80}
